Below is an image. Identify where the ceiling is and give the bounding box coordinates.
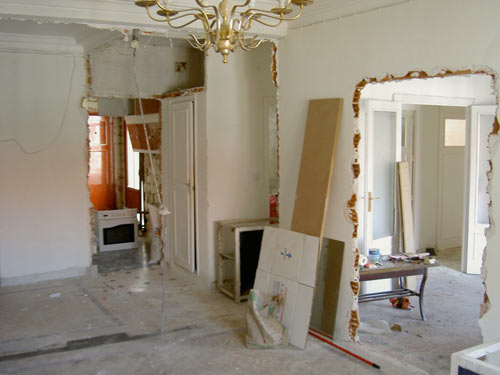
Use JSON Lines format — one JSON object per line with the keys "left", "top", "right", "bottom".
{"left": 0, "top": 19, "right": 190, "bottom": 52}
{"left": 291, "top": 0, "right": 411, "bottom": 28}
{"left": 0, "top": 0, "right": 411, "bottom": 49}
{"left": 0, "top": 19, "right": 89, "bottom": 38}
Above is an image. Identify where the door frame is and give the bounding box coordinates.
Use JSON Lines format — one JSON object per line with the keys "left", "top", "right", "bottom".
{"left": 462, "top": 105, "right": 496, "bottom": 274}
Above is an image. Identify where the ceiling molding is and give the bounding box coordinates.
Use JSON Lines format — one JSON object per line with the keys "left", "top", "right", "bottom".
{"left": 0, "top": 0, "right": 287, "bottom": 38}
{"left": 0, "top": 32, "right": 83, "bottom": 53}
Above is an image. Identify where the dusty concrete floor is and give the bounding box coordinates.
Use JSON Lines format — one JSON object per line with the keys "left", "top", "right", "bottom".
{"left": 359, "top": 263, "right": 483, "bottom": 375}
{"left": 0, "top": 248, "right": 482, "bottom": 375}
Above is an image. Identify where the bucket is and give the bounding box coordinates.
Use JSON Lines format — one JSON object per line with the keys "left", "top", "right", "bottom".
{"left": 368, "top": 248, "right": 381, "bottom": 263}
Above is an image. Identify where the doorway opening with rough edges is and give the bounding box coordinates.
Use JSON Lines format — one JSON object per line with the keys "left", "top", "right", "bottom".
{"left": 348, "top": 70, "right": 498, "bottom": 374}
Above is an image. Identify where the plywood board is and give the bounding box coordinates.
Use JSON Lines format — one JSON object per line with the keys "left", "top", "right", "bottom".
{"left": 397, "top": 161, "right": 415, "bottom": 252}
{"left": 291, "top": 98, "right": 343, "bottom": 238}
{"left": 254, "top": 227, "right": 320, "bottom": 349}
{"left": 319, "top": 239, "right": 345, "bottom": 335}
{"left": 309, "top": 239, "right": 345, "bottom": 335}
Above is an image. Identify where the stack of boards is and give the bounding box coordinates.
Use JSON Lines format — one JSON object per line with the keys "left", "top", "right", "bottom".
{"left": 252, "top": 98, "right": 343, "bottom": 349}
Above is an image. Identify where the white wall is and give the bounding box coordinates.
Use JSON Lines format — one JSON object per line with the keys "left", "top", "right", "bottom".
{"left": 90, "top": 40, "right": 204, "bottom": 98}
{"left": 0, "top": 50, "right": 91, "bottom": 284}
{"left": 203, "top": 43, "right": 276, "bottom": 285}
{"left": 278, "top": 0, "right": 500, "bottom": 342}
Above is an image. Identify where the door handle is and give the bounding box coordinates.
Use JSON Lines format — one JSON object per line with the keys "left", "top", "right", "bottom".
{"left": 368, "top": 192, "right": 380, "bottom": 212}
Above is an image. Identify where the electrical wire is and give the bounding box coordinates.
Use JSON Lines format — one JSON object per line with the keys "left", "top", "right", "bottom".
{"left": 0, "top": 51, "right": 77, "bottom": 155}
{"left": 132, "top": 44, "right": 168, "bottom": 333}
{"left": 132, "top": 59, "right": 162, "bottom": 207}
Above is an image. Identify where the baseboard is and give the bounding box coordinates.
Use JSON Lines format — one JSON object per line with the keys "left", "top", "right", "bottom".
{"left": 0, "top": 266, "right": 98, "bottom": 287}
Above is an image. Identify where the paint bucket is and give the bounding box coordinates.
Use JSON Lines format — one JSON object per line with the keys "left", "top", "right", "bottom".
{"left": 368, "top": 248, "right": 381, "bottom": 263}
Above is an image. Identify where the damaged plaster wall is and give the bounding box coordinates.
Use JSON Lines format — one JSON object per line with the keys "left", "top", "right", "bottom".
{"left": 278, "top": 0, "right": 500, "bottom": 342}
{"left": 89, "top": 40, "right": 204, "bottom": 98}
{"left": 0, "top": 50, "right": 90, "bottom": 284}
{"left": 204, "top": 42, "right": 277, "bottom": 285}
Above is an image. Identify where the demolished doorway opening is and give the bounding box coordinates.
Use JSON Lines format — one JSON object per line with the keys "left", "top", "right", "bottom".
{"left": 86, "top": 98, "right": 162, "bottom": 267}
{"left": 348, "top": 70, "right": 499, "bottom": 344}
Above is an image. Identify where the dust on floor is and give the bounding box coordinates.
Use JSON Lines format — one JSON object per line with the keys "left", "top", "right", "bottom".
{"left": 358, "top": 265, "right": 483, "bottom": 375}
{"left": 0, "top": 262, "right": 478, "bottom": 374}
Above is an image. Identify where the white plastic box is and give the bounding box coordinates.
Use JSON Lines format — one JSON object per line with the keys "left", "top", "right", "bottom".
{"left": 451, "top": 341, "right": 500, "bottom": 375}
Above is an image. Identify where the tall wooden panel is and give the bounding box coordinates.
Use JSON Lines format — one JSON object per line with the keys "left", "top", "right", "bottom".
{"left": 397, "top": 161, "right": 415, "bottom": 252}
{"left": 291, "top": 98, "right": 343, "bottom": 238}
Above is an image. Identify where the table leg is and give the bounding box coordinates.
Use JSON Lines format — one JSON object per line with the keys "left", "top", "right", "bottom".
{"left": 419, "top": 269, "right": 428, "bottom": 321}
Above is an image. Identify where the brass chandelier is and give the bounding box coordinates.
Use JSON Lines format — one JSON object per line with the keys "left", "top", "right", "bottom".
{"left": 135, "top": 0, "right": 314, "bottom": 63}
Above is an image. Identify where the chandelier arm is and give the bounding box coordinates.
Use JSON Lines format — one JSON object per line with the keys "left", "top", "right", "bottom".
{"left": 231, "top": 0, "right": 252, "bottom": 14}
{"left": 244, "top": 5, "right": 305, "bottom": 22}
{"left": 237, "top": 34, "right": 264, "bottom": 51}
{"left": 188, "top": 33, "right": 211, "bottom": 51}
{"left": 161, "top": 9, "right": 211, "bottom": 20}
{"left": 154, "top": 0, "right": 168, "bottom": 11}
{"left": 165, "top": 15, "right": 207, "bottom": 29}
{"left": 151, "top": 1, "right": 217, "bottom": 22}
{"left": 247, "top": 15, "right": 284, "bottom": 28}
{"left": 250, "top": 9, "right": 304, "bottom": 25}
{"left": 193, "top": 0, "right": 218, "bottom": 13}
{"left": 193, "top": 0, "right": 219, "bottom": 27}
{"left": 153, "top": 0, "right": 216, "bottom": 14}
{"left": 213, "top": 10, "right": 222, "bottom": 45}
{"left": 156, "top": 9, "right": 213, "bottom": 29}
{"left": 144, "top": 5, "right": 171, "bottom": 22}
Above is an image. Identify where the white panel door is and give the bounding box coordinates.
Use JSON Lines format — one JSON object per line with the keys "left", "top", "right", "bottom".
{"left": 437, "top": 113, "right": 466, "bottom": 251}
{"left": 363, "top": 100, "right": 402, "bottom": 294}
{"left": 171, "top": 101, "right": 195, "bottom": 272}
{"left": 364, "top": 100, "right": 403, "bottom": 255}
{"left": 463, "top": 106, "right": 495, "bottom": 274}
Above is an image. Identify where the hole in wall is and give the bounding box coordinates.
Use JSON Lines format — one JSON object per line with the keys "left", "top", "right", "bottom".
{"left": 348, "top": 69, "right": 498, "bottom": 345}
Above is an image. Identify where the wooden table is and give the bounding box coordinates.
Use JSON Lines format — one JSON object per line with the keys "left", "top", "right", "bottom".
{"left": 359, "top": 261, "right": 439, "bottom": 320}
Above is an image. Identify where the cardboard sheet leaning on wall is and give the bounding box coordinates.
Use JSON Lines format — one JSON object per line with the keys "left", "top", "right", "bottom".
{"left": 253, "top": 227, "right": 320, "bottom": 349}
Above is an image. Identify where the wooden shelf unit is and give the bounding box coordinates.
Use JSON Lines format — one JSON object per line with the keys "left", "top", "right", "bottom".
{"left": 216, "top": 218, "right": 279, "bottom": 303}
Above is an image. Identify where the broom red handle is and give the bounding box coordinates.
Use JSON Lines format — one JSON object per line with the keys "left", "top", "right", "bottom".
{"left": 308, "top": 327, "right": 380, "bottom": 369}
